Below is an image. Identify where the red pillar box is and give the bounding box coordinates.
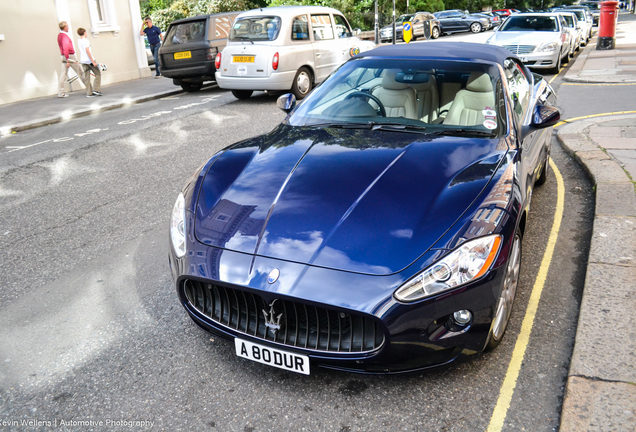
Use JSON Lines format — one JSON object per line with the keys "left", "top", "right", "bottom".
{"left": 598, "top": 1, "right": 619, "bottom": 50}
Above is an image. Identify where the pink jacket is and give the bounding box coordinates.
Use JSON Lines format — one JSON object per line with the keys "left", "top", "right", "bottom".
{"left": 57, "top": 32, "right": 75, "bottom": 59}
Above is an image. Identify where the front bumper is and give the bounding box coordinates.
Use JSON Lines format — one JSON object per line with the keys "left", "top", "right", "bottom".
{"left": 215, "top": 70, "right": 296, "bottom": 91}
{"left": 169, "top": 222, "right": 508, "bottom": 374}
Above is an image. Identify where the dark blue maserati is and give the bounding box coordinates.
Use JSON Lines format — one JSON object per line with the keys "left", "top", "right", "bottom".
{"left": 169, "top": 42, "right": 560, "bottom": 375}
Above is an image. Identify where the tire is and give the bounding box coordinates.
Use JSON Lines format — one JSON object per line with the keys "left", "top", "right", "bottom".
{"left": 550, "top": 53, "right": 562, "bottom": 75}
{"left": 180, "top": 82, "right": 202, "bottom": 92}
{"left": 470, "top": 22, "right": 482, "bottom": 33}
{"left": 486, "top": 231, "right": 522, "bottom": 351}
{"left": 431, "top": 26, "right": 440, "bottom": 39}
{"left": 291, "top": 67, "right": 312, "bottom": 100}
{"left": 535, "top": 152, "right": 549, "bottom": 186}
{"left": 231, "top": 90, "right": 253, "bottom": 100}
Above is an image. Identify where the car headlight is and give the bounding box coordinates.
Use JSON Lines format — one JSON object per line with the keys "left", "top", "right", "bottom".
{"left": 394, "top": 235, "right": 502, "bottom": 302}
{"left": 535, "top": 42, "right": 558, "bottom": 52}
{"left": 171, "top": 193, "right": 186, "bottom": 258}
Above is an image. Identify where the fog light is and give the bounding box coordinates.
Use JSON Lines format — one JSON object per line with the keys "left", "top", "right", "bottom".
{"left": 453, "top": 310, "right": 472, "bottom": 326}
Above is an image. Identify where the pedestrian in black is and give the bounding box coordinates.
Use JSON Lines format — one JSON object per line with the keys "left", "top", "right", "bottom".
{"left": 140, "top": 17, "right": 163, "bottom": 78}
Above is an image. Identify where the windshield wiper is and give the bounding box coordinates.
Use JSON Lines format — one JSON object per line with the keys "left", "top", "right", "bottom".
{"left": 427, "top": 128, "right": 494, "bottom": 137}
{"left": 306, "top": 122, "right": 427, "bottom": 133}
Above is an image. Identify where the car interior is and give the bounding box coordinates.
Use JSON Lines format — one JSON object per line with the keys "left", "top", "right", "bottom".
{"left": 305, "top": 65, "right": 500, "bottom": 132}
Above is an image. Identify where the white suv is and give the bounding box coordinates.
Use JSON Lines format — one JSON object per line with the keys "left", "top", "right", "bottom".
{"left": 215, "top": 6, "right": 373, "bottom": 99}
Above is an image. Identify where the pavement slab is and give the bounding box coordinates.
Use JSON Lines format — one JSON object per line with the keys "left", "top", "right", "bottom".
{"left": 595, "top": 183, "right": 636, "bottom": 217}
{"left": 588, "top": 215, "right": 636, "bottom": 267}
{"left": 593, "top": 137, "right": 636, "bottom": 149}
{"left": 561, "top": 377, "right": 636, "bottom": 432}
{"left": 607, "top": 149, "right": 636, "bottom": 178}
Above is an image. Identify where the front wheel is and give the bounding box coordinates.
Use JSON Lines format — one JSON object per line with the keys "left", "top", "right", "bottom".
{"left": 485, "top": 232, "right": 522, "bottom": 351}
{"left": 291, "top": 67, "right": 312, "bottom": 100}
{"left": 180, "top": 82, "right": 202, "bottom": 92}
{"left": 231, "top": 90, "right": 253, "bottom": 100}
{"left": 431, "top": 26, "right": 440, "bottom": 39}
{"left": 470, "top": 22, "right": 482, "bottom": 33}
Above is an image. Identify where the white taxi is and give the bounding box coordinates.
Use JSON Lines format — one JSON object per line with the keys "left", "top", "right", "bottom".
{"left": 215, "top": 6, "right": 373, "bottom": 100}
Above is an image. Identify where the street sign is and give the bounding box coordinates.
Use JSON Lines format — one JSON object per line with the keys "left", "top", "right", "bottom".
{"left": 403, "top": 21, "right": 412, "bottom": 43}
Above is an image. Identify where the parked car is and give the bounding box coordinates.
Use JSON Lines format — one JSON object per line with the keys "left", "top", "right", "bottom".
{"left": 492, "top": 9, "right": 520, "bottom": 16}
{"left": 433, "top": 10, "right": 490, "bottom": 34}
{"left": 144, "top": 36, "right": 155, "bottom": 66}
{"left": 487, "top": 13, "right": 571, "bottom": 74}
{"left": 555, "top": 6, "right": 594, "bottom": 42}
{"left": 470, "top": 13, "right": 494, "bottom": 30}
{"left": 379, "top": 13, "right": 414, "bottom": 43}
{"left": 403, "top": 11, "right": 441, "bottom": 40}
{"left": 557, "top": 11, "right": 583, "bottom": 56}
{"left": 215, "top": 6, "right": 374, "bottom": 100}
{"left": 159, "top": 12, "right": 241, "bottom": 92}
{"left": 169, "top": 41, "right": 560, "bottom": 374}
{"left": 477, "top": 11, "right": 503, "bottom": 28}
{"left": 580, "top": 2, "right": 601, "bottom": 26}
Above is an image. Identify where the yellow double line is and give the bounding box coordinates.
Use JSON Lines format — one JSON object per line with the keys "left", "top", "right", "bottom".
{"left": 486, "top": 159, "right": 564, "bottom": 432}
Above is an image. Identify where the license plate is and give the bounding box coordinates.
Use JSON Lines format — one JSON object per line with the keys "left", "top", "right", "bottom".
{"left": 235, "top": 338, "right": 310, "bottom": 375}
{"left": 233, "top": 56, "right": 255, "bottom": 63}
{"left": 174, "top": 51, "right": 192, "bottom": 60}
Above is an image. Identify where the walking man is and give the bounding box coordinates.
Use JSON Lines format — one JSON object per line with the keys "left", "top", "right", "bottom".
{"left": 140, "top": 17, "right": 163, "bottom": 78}
{"left": 57, "top": 21, "right": 85, "bottom": 98}
{"left": 77, "top": 28, "right": 102, "bottom": 97}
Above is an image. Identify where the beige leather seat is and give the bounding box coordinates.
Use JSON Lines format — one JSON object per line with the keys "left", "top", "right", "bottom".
{"left": 372, "top": 70, "right": 417, "bottom": 119}
{"left": 410, "top": 75, "right": 439, "bottom": 123}
{"left": 443, "top": 72, "right": 495, "bottom": 126}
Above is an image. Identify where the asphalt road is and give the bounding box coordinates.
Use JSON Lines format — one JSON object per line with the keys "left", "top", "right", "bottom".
{"left": 0, "top": 31, "right": 594, "bottom": 431}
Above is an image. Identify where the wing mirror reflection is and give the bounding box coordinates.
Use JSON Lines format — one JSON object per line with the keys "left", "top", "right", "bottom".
{"left": 277, "top": 93, "right": 296, "bottom": 113}
{"left": 532, "top": 105, "right": 561, "bottom": 129}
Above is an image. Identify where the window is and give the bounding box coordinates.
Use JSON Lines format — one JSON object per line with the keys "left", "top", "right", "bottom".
{"left": 230, "top": 16, "right": 281, "bottom": 42}
{"left": 504, "top": 59, "right": 530, "bottom": 125}
{"left": 333, "top": 15, "right": 351, "bottom": 38}
{"left": 87, "top": 0, "right": 120, "bottom": 36}
{"left": 311, "top": 14, "right": 334, "bottom": 40}
{"left": 214, "top": 17, "right": 232, "bottom": 40}
{"left": 164, "top": 20, "right": 206, "bottom": 45}
{"left": 291, "top": 15, "right": 309, "bottom": 40}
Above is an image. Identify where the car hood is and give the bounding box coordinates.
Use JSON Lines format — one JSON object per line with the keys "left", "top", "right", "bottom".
{"left": 194, "top": 125, "right": 505, "bottom": 275}
{"left": 490, "top": 31, "right": 561, "bottom": 45}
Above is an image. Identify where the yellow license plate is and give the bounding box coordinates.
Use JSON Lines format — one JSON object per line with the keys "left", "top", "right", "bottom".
{"left": 233, "top": 56, "right": 255, "bottom": 63}
{"left": 174, "top": 51, "right": 192, "bottom": 60}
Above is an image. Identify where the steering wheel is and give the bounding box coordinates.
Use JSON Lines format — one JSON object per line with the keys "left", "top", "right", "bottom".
{"left": 345, "top": 91, "right": 387, "bottom": 117}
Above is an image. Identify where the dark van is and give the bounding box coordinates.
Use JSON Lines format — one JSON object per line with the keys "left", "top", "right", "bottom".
{"left": 159, "top": 12, "right": 241, "bottom": 92}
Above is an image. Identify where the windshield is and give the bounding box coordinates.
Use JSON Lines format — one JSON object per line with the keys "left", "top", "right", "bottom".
{"left": 164, "top": 20, "right": 206, "bottom": 45}
{"left": 581, "top": 3, "right": 600, "bottom": 10}
{"left": 500, "top": 15, "right": 559, "bottom": 32}
{"left": 558, "top": 9, "right": 585, "bottom": 20}
{"left": 287, "top": 58, "right": 505, "bottom": 138}
{"left": 230, "top": 16, "right": 281, "bottom": 41}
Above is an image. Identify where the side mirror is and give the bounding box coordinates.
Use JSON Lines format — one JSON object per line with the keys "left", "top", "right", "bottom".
{"left": 354, "top": 28, "right": 362, "bottom": 35}
{"left": 277, "top": 93, "right": 297, "bottom": 113}
{"left": 531, "top": 105, "right": 560, "bottom": 128}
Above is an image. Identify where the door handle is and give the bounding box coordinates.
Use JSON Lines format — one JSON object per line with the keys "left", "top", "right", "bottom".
{"left": 316, "top": 53, "right": 321, "bottom": 57}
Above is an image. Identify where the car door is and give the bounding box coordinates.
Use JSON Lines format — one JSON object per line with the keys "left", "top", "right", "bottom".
{"left": 310, "top": 13, "right": 339, "bottom": 82}
{"left": 436, "top": 12, "right": 452, "bottom": 32}
{"left": 332, "top": 14, "right": 356, "bottom": 63}
{"left": 446, "top": 11, "right": 464, "bottom": 31}
{"left": 411, "top": 13, "right": 425, "bottom": 38}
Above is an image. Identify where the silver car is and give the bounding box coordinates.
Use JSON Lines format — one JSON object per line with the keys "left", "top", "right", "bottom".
{"left": 557, "top": 12, "right": 583, "bottom": 57}
{"left": 486, "top": 13, "right": 571, "bottom": 74}
{"left": 215, "top": 6, "right": 373, "bottom": 100}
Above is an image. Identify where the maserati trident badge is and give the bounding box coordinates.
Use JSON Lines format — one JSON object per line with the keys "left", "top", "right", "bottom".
{"left": 267, "top": 268, "right": 280, "bottom": 284}
{"left": 263, "top": 299, "right": 283, "bottom": 336}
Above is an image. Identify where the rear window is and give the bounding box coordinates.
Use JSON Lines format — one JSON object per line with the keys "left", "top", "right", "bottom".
{"left": 164, "top": 20, "right": 206, "bottom": 46}
{"left": 230, "top": 16, "right": 281, "bottom": 41}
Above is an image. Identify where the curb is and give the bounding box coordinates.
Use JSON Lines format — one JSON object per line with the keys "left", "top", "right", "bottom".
{"left": 556, "top": 115, "right": 636, "bottom": 431}
{"left": 2, "top": 88, "right": 184, "bottom": 135}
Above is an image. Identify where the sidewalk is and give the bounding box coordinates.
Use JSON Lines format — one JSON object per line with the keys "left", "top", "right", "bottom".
{"left": 565, "top": 12, "right": 636, "bottom": 83}
{"left": 0, "top": 76, "right": 184, "bottom": 135}
{"left": 558, "top": 12, "right": 636, "bottom": 432}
